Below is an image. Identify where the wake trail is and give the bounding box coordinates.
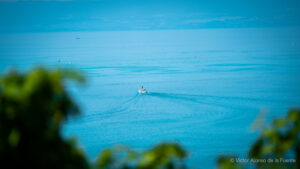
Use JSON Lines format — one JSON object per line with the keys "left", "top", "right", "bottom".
{"left": 146, "top": 92, "right": 290, "bottom": 111}
{"left": 67, "top": 91, "right": 293, "bottom": 122}
{"left": 148, "top": 92, "right": 293, "bottom": 104}
{"left": 68, "top": 94, "right": 140, "bottom": 122}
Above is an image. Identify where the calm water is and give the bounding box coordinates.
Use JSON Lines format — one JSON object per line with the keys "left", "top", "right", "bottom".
{"left": 1, "top": 28, "right": 300, "bottom": 168}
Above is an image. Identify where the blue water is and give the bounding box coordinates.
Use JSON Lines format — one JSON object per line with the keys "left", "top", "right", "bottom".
{"left": 1, "top": 28, "right": 300, "bottom": 168}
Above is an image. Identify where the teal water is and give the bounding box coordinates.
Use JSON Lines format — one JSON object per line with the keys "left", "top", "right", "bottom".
{"left": 1, "top": 28, "right": 300, "bottom": 168}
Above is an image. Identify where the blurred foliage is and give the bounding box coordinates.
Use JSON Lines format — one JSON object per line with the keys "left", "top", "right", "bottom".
{"left": 217, "top": 155, "right": 243, "bottom": 169}
{"left": 96, "top": 143, "right": 187, "bottom": 169}
{"left": 0, "top": 67, "right": 89, "bottom": 169}
{"left": 217, "top": 109, "right": 300, "bottom": 169}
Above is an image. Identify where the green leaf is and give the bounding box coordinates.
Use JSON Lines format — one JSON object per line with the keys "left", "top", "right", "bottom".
{"left": 8, "top": 128, "right": 20, "bottom": 148}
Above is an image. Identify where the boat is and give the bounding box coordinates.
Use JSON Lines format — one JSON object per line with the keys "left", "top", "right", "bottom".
{"left": 138, "top": 86, "right": 148, "bottom": 94}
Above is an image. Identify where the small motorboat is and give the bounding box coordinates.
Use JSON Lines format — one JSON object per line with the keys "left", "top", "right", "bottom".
{"left": 138, "top": 86, "right": 148, "bottom": 94}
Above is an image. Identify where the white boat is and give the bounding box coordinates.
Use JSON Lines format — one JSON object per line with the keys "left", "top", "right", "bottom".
{"left": 138, "top": 87, "right": 148, "bottom": 94}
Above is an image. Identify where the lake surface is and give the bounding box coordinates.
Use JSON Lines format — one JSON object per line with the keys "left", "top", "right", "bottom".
{"left": 0, "top": 28, "right": 300, "bottom": 168}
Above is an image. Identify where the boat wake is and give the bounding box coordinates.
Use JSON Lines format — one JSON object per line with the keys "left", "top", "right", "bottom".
{"left": 67, "top": 91, "right": 291, "bottom": 123}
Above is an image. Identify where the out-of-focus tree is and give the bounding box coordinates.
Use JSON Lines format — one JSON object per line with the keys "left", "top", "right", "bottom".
{"left": 96, "top": 143, "right": 187, "bottom": 169}
{"left": 0, "top": 68, "right": 89, "bottom": 169}
{"left": 217, "top": 109, "right": 300, "bottom": 169}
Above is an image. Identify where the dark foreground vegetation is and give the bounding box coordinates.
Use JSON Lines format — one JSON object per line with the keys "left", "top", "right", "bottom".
{"left": 0, "top": 68, "right": 299, "bottom": 169}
